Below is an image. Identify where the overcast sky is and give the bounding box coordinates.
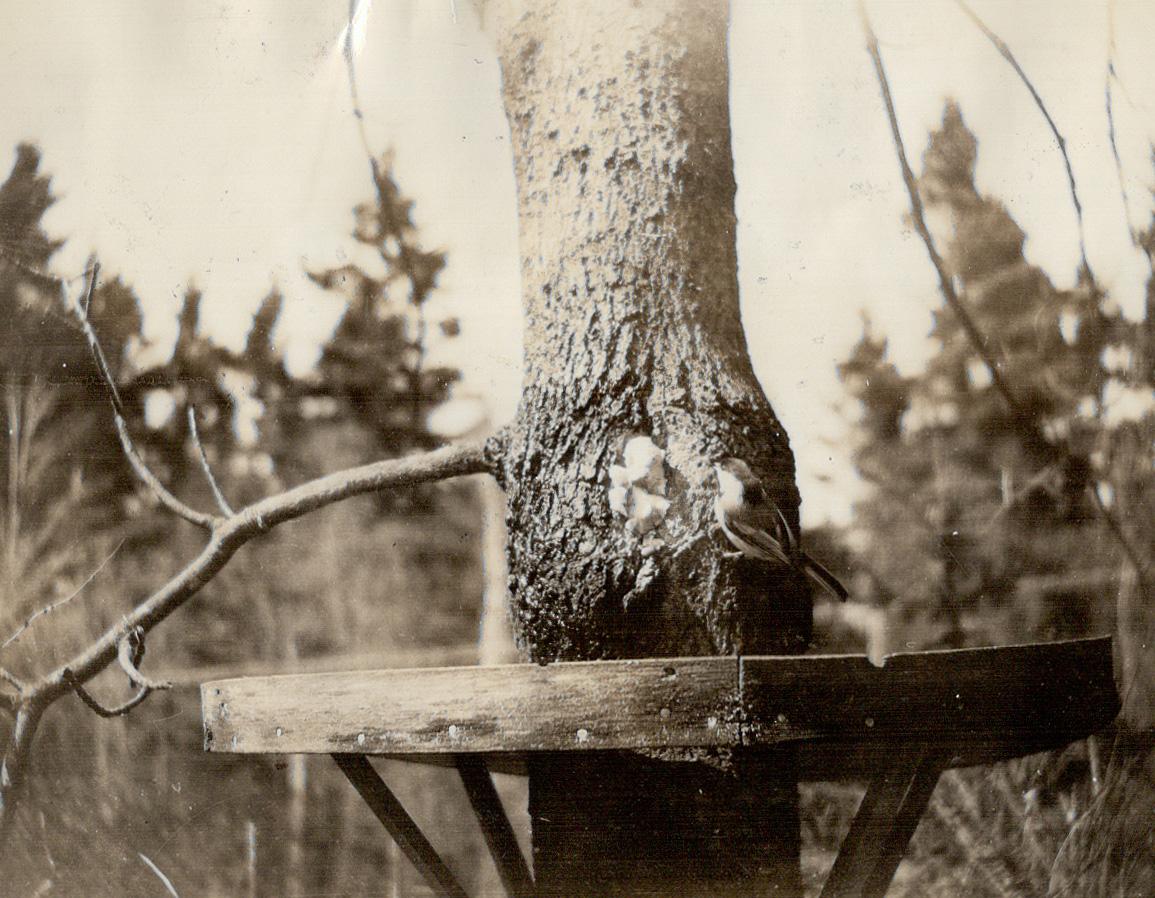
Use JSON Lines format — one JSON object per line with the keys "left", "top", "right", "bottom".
{"left": 2, "top": 0, "right": 1153, "bottom": 524}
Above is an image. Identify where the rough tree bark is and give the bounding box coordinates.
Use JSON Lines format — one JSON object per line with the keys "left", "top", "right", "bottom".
{"left": 483, "top": 1, "right": 809, "bottom": 894}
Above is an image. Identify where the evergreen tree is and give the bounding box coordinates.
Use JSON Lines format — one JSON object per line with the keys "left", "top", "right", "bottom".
{"left": 0, "top": 145, "right": 143, "bottom": 644}
{"left": 306, "top": 155, "right": 458, "bottom": 449}
{"left": 840, "top": 103, "right": 1126, "bottom": 648}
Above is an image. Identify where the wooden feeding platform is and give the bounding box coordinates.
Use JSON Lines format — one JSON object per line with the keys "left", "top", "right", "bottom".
{"left": 201, "top": 636, "right": 1117, "bottom": 898}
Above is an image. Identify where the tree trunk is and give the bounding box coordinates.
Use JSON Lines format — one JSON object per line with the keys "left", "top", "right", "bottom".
{"left": 484, "top": 1, "right": 808, "bottom": 893}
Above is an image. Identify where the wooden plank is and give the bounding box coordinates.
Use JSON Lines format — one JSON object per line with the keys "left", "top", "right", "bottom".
{"left": 331, "top": 754, "right": 469, "bottom": 898}
{"left": 203, "top": 638, "right": 1115, "bottom": 762}
{"left": 379, "top": 725, "right": 1097, "bottom": 779}
{"left": 740, "top": 636, "right": 1116, "bottom": 750}
{"left": 204, "top": 656, "right": 740, "bottom": 755}
{"left": 456, "top": 754, "right": 535, "bottom": 898}
{"left": 818, "top": 748, "right": 945, "bottom": 898}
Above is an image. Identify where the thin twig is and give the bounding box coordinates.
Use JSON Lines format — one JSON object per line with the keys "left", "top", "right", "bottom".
{"left": 138, "top": 853, "right": 181, "bottom": 898}
{"left": 188, "top": 408, "right": 234, "bottom": 516}
{"left": 1, "top": 539, "right": 124, "bottom": 652}
{"left": 0, "top": 669, "right": 22, "bottom": 713}
{"left": 343, "top": 0, "right": 379, "bottom": 175}
{"left": 955, "top": 0, "right": 1095, "bottom": 284}
{"left": 1105, "top": 0, "right": 1152, "bottom": 267}
{"left": 70, "top": 676, "right": 156, "bottom": 718}
{"left": 70, "top": 270, "right": 217, "bottom": 530}
{"left": 75, "top": 263, "right": 124, "bottom": 414}
{"left": 1105, "top": 71, "right": 1136, "bottom": 248}
{"left": 859, "top": 2, "right": 1025, "bottom": 420}
{"left": 116, "top": 627, "right": 172, "bottom": 692}
{"left": 0, "top": 668, "right": 23, "bottom": 694}
{"left": 112, "top": 417, "right": 217, "bottom": 529}
{"left": 0, "top": 251, "right": 95, "bottom": 295}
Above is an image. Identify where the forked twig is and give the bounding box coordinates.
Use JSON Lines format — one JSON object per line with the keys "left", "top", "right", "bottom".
{"left": 71, "top": 264, "right": 217, "bottom": 530}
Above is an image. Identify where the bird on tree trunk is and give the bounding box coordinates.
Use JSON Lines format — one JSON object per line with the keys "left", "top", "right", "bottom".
{"left": 714, "top": 457, "right": 849, "bottom": 602}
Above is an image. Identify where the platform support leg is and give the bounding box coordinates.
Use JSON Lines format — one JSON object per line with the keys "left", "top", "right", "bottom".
{"left": 456, "top": 754, "right": 535, "bottom": 898}
{"left": 819, "top": 749, "right": 945, "bottom": 898}
{"left": 331, "top": 753, "right": 470, "bottom": 898}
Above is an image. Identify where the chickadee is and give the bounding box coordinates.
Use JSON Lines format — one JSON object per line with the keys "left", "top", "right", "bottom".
{"left": 713, "top": 458, "right": 848, "bottom": 602}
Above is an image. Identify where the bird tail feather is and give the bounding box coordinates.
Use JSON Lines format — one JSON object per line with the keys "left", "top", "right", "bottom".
{"left": 802, "top": 554, "right": 849, "bottom": 602}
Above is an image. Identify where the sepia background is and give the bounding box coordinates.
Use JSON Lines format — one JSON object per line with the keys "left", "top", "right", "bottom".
{"left": 1, "top": 0, "right": 1153, "bottom": 895}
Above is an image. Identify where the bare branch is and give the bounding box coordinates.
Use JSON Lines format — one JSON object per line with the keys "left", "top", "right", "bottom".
{"left": 70, "top": 676, "right": 156, "bottom": 719}
{"left": 113, "top": 417, "right": 218, "bottom": 529}
{"left": 31, "top": 435, "right": 497, "bottom": 707}
{"left": 75, "top": 263, "right": 124, "bottom": 413}
{"left": 0, "top": 669, "right": 22, "bottom": 714}
{"left": 69, "top": 266, "right": 218, "bottom": 530}
{"left": 0, "top": 703, "right": 42, "bottom": 828}
{"left": 1105, "top": 0, "right": 1153, "bottom": 269}
{"left": 116, "top": 627, "right": 172, "bottom": 692}
{"left": 954, "top": 0, "right": 1095, "bottom": 284}
{"left": 858, "top": 3, "right": 1026, "bottom": 421}
{"left": 1106, "top": 76, "right": 1135, "bottom": 248}
{"left": 0, "top": 668, "right": 22, "bottom": 694}
{"left": 188, "top": 408, "right": 234, "bottom": 516}
{"left": 1, "top": 539, "right": 124, "bottom": 652}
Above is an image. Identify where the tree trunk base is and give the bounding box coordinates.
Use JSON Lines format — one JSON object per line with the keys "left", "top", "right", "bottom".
{"left": 528, "top": 749, "right": 801, "bottom": 898}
